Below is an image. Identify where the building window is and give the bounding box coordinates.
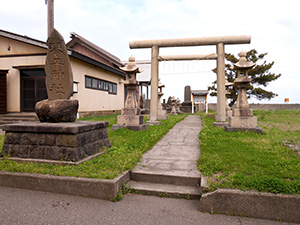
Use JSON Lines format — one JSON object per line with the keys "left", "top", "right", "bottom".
{"left": 85, "top": 75, "right": 117, "bottom": 95}
{"left": 109, "top": 83, "right": 117, "bottom": 95}
{"left": 85, "top": 76, "right": 92, "bottom": 88}
{"left": 92, "top": 79, "right": 98, "bottom": 89}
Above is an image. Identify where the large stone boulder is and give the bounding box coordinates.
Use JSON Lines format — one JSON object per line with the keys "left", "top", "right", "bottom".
{"left": 35, "top": 99, "right": 79, "bottom": 122}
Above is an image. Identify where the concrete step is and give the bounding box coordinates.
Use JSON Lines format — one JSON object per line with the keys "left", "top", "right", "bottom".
{"left": 128, "top": 181, "right": 201, "bottom": 200}
{"left": 0, "top": 113, "right": 37, "bottom": 118}
{"left": 0, "top": 117, "right": 37, "bottom": 121}
{"left": 130, "top": 170, "right": 201, "bottom": 187}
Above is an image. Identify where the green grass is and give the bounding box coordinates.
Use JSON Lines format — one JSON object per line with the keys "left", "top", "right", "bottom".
{"left": 0, "top": 114, "right": 187, "bottom": 179}
{"left": 198, "top": 110, "right": 300, "bottom": 195}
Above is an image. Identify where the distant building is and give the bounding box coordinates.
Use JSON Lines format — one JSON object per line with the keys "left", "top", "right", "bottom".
{"left": 191, "top": 90, "right": 208, "bottom": 112}
{"left": 0, "top": 29, "right": 125, "bottom": 117}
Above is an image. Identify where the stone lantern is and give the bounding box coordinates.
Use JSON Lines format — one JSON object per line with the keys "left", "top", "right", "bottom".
{"left": 157, "top": 80, "right": 169, "bottom": 120}
{"left": 225, "top": 51, "right": 262, "bottom": 133}
{"left": 170, "top": 96, "right": 178, "bottom": 115}
{"left": 112, "top": 56, "right": 148, "bottom": 131}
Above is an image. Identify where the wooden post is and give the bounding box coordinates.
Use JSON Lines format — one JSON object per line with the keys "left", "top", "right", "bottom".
{"left": 47, "top": 0, "right": 54, "bottom": 37}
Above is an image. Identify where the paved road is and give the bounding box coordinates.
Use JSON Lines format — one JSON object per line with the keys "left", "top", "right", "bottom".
{"left": 0, "top": 186, "right": 295, "bottom": 225}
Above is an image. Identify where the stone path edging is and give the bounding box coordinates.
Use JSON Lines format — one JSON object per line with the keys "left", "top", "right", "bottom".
{"left": 199, "top": 188, "right": 300, "bottom": 223}
{"left": 0, "top": 170, "right": 130, "bottom": 200}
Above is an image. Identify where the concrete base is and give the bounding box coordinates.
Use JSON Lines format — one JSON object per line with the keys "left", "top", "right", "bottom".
{"left": 146, "top": 120, "right": 161, "bottom": 126}
{"left": 170, "top": 112, "right": 178, "bottom": 115}
{"left": 229, "top": 116, "right": 257, "bottom": 128}
{"left": 157, "top": 114, "right": 169, "bottom": 120}
{"left": 213, "top": 122, "right": 228, "bottom": 128}
{"left": 1, "top": 121, "right": 111, "bottom": 162}
{"left": 199, "top": 189, "right": 300, "bottom": 223}
{"left": 224, "top": 125, "right": 263, "bottom": 134}
{"left": 112, "top": 124, "right": 148, "bottom": 131}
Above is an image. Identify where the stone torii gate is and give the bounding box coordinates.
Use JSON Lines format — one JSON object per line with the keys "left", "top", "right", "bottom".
{"left": 129, "top": 35, "right": 251, "bottom": 124}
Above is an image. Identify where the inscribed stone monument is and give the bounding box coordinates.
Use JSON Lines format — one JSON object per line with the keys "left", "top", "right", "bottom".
{"left": 35, "top": 28, "right": 78, "bottom": 122}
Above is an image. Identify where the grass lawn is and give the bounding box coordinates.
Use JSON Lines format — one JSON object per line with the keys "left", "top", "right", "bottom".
{"left": 198, "top": 110, "right": 300, "bottom": 195}
{"left": 0, "top": 114, "right": 187, "bottom": 179}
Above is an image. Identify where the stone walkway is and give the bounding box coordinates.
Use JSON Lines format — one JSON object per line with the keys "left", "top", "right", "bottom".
{"left": 129, "top": 115, "right": 202, "bottom": 198}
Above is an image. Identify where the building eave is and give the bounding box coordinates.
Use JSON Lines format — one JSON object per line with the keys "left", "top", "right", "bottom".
{"left": 70, "top": 51, "right": 125, "bottom": 78}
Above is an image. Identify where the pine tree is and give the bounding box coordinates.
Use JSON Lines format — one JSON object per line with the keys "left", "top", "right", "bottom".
{"left": 208, "top": 49, "right": 281, "bottom": 106}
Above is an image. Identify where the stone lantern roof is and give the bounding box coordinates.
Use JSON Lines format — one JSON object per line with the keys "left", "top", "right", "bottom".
{"left": 234, "top": 51, "right": 255, "bottom": 70}
{"left": 158, "top": 80, "right": 165, "bottom": 88}
{"left": 120, "top": 56, "right": 143, "bottom": 73}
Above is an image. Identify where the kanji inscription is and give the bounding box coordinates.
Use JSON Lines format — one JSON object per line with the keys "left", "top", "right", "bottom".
{"left": 45, "top": 29, "right": 73, "bottom": 100}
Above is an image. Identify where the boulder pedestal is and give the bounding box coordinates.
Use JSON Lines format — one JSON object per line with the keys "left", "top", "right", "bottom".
{"left": 1, "top": 121, "right": 110, "bottom": 162}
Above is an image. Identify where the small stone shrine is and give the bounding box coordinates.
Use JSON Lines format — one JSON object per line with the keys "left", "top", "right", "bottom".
{"left": 112, "top": 56, "right": 148, "bottom": 131}
{"left": 170, "top": 97, "right": 178, "bottom": 115}
{"left": 225, "top": 51, "right": 263, "bottom": 134}
{"left": 157, "top": 80, "right": 169, "bottom": 120}
{"left": 2, "top": 29, "right": 111, "bottom": 162}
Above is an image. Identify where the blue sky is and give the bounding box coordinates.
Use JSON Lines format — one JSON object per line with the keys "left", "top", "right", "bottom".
{"left": 0, "top": 0, "right": 299, "bottom": 103}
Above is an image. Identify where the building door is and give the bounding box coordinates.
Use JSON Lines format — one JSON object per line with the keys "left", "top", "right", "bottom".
{"left": 21, "top": 69, "right": 48, "bottom": 112}
{"left": 0, "top": 70, "right": 8, "bottom": 114}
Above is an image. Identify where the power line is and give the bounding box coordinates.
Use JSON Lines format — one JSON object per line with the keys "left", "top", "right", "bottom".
{"left": 160, "top": 70, "right": 213, "bottom": 75}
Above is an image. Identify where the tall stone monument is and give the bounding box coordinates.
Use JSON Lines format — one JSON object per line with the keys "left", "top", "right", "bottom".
{"left": 1, "top": 29, "right": 111, "bottom": 162}
{"left": 157, "top": 80, "right": 169, "bottom": 120}
{"left": 112, "top": 56, "right": 148, "bottom": 131}
{"left": 35, "top": 29, "right": 78, "bottom": 122}
{"left": 181, "top": 85, "right": 192, "bottom": 113}
{"left": 225, "top": 51, "right": 263, "bottom": 133}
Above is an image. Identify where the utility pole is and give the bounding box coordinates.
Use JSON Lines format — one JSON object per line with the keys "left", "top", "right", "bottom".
{"left": 46, "top": 0, "right": 54, "bottom": 37}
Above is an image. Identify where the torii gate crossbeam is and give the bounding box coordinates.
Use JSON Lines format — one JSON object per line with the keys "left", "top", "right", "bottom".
{"left": 129, "top": 35, "right": 251, "bottom": 124}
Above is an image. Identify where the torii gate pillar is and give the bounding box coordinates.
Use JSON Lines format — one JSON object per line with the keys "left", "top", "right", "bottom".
{"left": 215, "top": 43, "right": 226, "bottom": 122}
{"left": 148, "top": 45, "right": 161, "bottom": 125}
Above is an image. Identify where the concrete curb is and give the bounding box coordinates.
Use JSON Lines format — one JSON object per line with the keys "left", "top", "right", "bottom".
{"left": 199, "top": 188, "right": 300, "bottom": 223}
{"left": 0, "top": 170, "right": 130, "bottom": 200}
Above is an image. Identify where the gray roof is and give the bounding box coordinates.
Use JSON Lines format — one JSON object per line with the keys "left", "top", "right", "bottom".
{"left": 0, "top": 29, "right": 47, "bottom": 49}
{"left": 191, "top": 90, "right": 208, "bottom": 96}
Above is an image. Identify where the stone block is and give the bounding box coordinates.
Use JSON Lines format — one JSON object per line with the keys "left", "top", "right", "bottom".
{"left": 4, "top": 132, "right": 22, "bottom": 145}
{"left": 57, "top": 134, "right": 80, "bottom": 148}
{"left": 29, "top": 146, "right": 46, "bottom": 159}
{"left": 232, "top": 108, "right": 253, "bottom": 117}
{"left": 21, "top": 133, "right": 39, "bottom": 145}
{"left": 229, "top": 116, "right": 257, "bottom": 128}
{"left": 10, "top": 145, "right": 30, "bottom": 158}
{"left": 84, "top": 142, "right": 101, "bottom": 155}
{"left": 39, "top": 134, "right": 57, "bottom": 146}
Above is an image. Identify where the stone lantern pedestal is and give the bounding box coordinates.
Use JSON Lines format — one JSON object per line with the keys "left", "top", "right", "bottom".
{"left": 225, "top": 51, "right": 262, "bottom": 134}
{"left": 112, "top": 56, "right": 148, "bottom": 131}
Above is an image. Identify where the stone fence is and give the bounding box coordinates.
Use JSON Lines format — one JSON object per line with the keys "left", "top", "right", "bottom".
{"left": 208, "top": 103, "right": 300, "bottom": 111}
